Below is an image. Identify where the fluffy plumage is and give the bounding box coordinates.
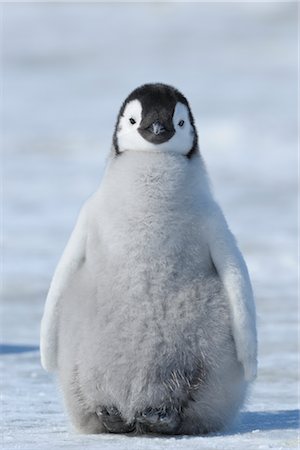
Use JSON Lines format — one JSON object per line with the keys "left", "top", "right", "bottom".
{"left": 40, "top": 83, "right": 257, "bottom": 435}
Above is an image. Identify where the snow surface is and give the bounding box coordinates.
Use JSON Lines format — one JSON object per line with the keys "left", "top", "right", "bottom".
{"left": 1, "top": 2, "right": 299, "bottom": 449}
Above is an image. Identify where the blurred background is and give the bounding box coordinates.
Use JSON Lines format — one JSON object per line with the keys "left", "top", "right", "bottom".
{"left": 1, "top": 2, "right": 298, "bottom": 447}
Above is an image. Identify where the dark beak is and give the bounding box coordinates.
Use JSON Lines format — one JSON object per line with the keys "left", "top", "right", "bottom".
{"left": 148, "top": 120, "right": 166, "bottom": 135}
{"left": 138, "top": 119, "right": 175, "bottom": 144}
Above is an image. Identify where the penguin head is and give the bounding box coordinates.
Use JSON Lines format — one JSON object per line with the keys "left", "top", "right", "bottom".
{"left": 113, "top": 83, "right": 198, "bottom": 158}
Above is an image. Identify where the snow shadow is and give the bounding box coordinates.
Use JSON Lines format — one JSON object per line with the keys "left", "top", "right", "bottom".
{"left": 161, "top": 410, "right": 299, "bottom": 440}
{"left": 231, "top": 409, "right": 299, "bottom": 434}
{"left": 0, "top": 344, "right": 39, "bottom": 354}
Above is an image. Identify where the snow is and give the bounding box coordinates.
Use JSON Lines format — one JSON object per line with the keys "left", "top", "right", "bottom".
{"left": 1, "top": 2, "right": 298, "bottom": 449}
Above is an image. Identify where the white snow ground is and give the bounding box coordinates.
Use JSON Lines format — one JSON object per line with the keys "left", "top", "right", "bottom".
{"left": 1, "top": 2, "right": 299, "bottom": 449}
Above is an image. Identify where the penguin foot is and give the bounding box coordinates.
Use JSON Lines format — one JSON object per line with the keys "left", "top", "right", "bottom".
{"left": 136, "top": 406, "right": 181, "bottom": 434}
{"left": 96, "top": 406, "right": 134, "bottom": 433}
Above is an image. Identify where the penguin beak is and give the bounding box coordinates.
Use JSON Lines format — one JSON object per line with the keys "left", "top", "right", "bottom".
{"left": 148, "top": 121, "right": 166, "bottom": 135}
{"left": 138, "top": 119, "right": 175, "bottom": 144}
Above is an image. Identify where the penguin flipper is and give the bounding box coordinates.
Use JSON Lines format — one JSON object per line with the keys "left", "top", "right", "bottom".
{"left": 207, "top": 208, "right": 257, "bottom": 382}
{"left": 40, "top": 206, "right": 88, "bottom": 372}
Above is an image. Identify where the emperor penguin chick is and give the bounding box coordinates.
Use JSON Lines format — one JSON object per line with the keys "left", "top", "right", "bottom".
{"left": 40, "top": 83, "right": 257, "bottom": 435}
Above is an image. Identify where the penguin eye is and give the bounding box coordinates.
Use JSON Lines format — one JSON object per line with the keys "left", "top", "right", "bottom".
{"left": 129, "top": 118, "right": 136, "bottom": 125}
{"left": 178, "top": 120, "right": 185, "bottom": 127}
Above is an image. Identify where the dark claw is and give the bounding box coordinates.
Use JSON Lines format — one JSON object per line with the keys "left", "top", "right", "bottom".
{"left": 136, "top": 406, "right": 181, "bottom": 434}
{"left": 96, "top": 406, "right": 134, "bottom": 433}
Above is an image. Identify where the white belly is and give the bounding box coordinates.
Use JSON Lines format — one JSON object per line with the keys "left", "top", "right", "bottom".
{"left": 57, "top": 152, "right": 241, "bottom": 422}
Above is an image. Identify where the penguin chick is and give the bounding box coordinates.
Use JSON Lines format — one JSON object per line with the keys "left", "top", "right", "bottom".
{"left": 40, "top": 83, "right": 257, "bottom": 435}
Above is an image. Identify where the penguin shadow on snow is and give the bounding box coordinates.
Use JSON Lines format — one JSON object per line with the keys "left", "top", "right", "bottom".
{"left": 231, "top": 409, "right": 300, "bottom": 434}
{"left": 194, "top": 410, "right": 299, "bottom": 437}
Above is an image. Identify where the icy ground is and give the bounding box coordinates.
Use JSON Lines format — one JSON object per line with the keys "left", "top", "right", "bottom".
{"left": 1, "top": 2, "right": 299, "bottom": 449}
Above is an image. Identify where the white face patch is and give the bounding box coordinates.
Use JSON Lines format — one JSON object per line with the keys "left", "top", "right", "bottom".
{"left": 117, "top": 100, "right": 194, "bottom": 155}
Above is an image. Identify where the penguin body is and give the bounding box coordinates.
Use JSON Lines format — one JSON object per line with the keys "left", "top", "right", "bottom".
{"left": 40, "top": 84, "right": 257, "bottom": 435}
